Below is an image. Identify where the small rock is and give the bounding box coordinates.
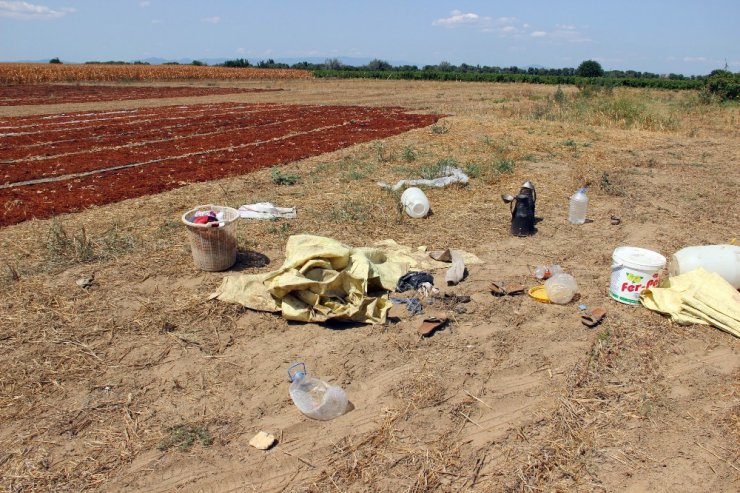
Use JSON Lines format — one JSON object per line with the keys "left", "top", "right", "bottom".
{"left": 387, "top": 303, "right": 410, "bottom": 321}
{"left": 610, "top": 215, "right": 621, "bottom": 225}
{"left": 76, "top": 274, "right": 95, "bottom": 289}
{"left": 249, "top": 431, "right": 276, "bottom": 450}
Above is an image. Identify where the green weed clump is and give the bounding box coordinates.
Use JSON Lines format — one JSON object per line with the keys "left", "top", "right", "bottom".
{"left": 431, "top": 122, "right": 450, "bottom": 134}
{"left": 464, "top": 157, "right": 515, "bottom": 183}
{"left": 270, "top": 166, "right": 300, "bottom": 185}
{"left": 329, "top": 199, "right": 374, "bottom": 223}
{"left": 530, "top": 86, "right": 681, "bottom": 131}
{"left": 419, "top": 158, "right": 458, "bottom": 179}
{"left": 600, "top": 172, "right": 626, "bottom": 196}
{"left": 339, "top": 158, "right": 376, "bottom": 181}
{"left": 158, "top": 424, "right": 213, "bottom": 452}
{"left": 44, "top": 222, "right": 139, "bottom": 266}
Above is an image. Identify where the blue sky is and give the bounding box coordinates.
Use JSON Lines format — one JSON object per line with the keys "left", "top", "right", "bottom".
{"left": 1, "top": 0, "right": 738, "bottom": 75}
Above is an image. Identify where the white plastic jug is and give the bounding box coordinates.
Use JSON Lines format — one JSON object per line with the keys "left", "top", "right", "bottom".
{"left": 400, "top": 187, "right": 430, "bottom": 218}
{"left": 670, "top": 245, "right": 740, "bottom": 288}
{"left": 568, "top": 188, "right": 588, "bottom": 224}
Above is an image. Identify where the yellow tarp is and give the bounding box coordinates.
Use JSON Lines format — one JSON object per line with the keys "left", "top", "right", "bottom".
{"left": 211, "top": 235, "right": 454, "bottom": 324}
{"left": 640, "top": 268, "right": 740, "bottom": 338}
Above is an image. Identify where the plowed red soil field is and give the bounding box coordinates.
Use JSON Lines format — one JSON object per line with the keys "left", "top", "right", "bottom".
{"left": 0, "top": 102, "right": 440, "bottom": 227}
{"left": 0, "top": 84, "right": 280, "bottom": 106}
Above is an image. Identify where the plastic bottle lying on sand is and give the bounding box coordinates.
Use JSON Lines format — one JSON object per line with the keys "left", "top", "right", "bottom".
{"left": 534, "top": 264, "right": 563, "bottom": 280}
{"left": 288, "top": 363, "right": 348, "bottom": 421}
{"left": 544, "top": 273, "right": 578, "bottom": 304}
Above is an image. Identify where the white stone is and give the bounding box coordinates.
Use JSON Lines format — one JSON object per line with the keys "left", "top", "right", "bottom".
{"left": 249, "top": 431, "right": 276, "bottom": 450}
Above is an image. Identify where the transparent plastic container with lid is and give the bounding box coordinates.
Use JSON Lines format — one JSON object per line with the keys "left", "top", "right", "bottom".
{"left": 288, "top": 363, "right": 348, "bottom": 421}
{"left": 544, "top": 272, "right": 578, "bottom": 304}
{"left": 568, "top": 187, "right": 588, "bottom": 224}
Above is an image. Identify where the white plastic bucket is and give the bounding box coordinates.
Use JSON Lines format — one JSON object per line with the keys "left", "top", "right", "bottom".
{"left": 609, "top": 246, "right": 666, "bottom": 305}
{"left": 670, "top": 244, "right": 740, "bottom": 289}
{"left": 401, "top": 187, "right": 430, "bottom": 218}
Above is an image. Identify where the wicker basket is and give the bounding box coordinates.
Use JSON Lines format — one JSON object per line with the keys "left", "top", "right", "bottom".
{"left": 182, "top": 204, "right": 239, "bottom": 271}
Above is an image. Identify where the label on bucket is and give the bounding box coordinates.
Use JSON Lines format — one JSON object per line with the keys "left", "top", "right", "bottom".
{"left": 610, "top": 268, "right": 660, "bottom": 304}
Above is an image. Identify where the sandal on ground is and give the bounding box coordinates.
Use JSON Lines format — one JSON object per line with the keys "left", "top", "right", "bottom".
{"left": 490, "top": 282, "right": 526, "bottom": 296}
{"left": 581, "top": 307, "right": 607, "bottom": 327}
{"left": 418, "top": 312, "right": 449, "bottom": 336}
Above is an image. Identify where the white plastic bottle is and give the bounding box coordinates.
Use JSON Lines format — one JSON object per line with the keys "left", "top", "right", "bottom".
{"left": 400, "top": 187, "right": 430, "bottom": 218}
{"left": 568, "top": 188, "right": 588, "bottom": 224}
{"left": 288, "top": 363, "right": 348, "bottom": 421}
{"left": 670, "top": 244, "right": 740, "bottom": 288}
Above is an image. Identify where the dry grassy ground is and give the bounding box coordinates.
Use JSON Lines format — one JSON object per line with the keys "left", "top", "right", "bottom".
{"left": 1, "top": 79, "right": 738, "bottom": 492}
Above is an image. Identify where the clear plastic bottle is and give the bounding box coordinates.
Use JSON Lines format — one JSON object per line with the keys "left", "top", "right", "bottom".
{"left": 568, "top": 188, "right": 588, "bottom": 224}
{"left": 544, "top": 273, "right": 578, "bottom": 304}
{"left": 534, "top": 264, "right": 563, "bottom": 280}
{"left": 288, "top": 363, "right": 348, "bottom": 421}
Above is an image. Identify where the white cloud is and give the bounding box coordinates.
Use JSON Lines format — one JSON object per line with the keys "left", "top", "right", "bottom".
{"left": 139, "top": 1, "right": 150, "bottom": 7}
{"left": 0, "top": 1, "right": 74, "bottom": 19}
{"left": 683, "top": 56, "right": 707, "bottom": 62}
{"left": 529, "top": 26, "right": 591, "bottom": 43}
{"left": 236, "top": 47, "right": 246, "bottom": 55}
{"left": 432, "top": 9, "right": 490, "bottom": 28}
{"left": 151, "top": 19, "right": 162, "bottom": 24}
{"left": 201, "top": 16, "right": 220, "bottom": 24}
{"left": 433, "top": 10, "right": 530, "bottom": 37}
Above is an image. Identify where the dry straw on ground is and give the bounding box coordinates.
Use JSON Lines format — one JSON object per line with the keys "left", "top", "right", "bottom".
{"left": 0, "top": 79, "right": 738, "bottom": 492}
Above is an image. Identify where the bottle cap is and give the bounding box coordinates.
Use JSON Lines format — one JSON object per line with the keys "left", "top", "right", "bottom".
{"left": 288, "top": 362, "right": 307, "bottom": 382}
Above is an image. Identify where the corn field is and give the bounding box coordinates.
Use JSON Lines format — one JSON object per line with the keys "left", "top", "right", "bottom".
{"left": 0, "top": 63, "right": 313, "bottom": 84}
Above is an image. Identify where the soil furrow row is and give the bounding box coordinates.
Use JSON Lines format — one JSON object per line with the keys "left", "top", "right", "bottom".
{"left": 0, "top": 106, "right": 311, "bottom": 160}
{"left": 0, "top": 110, "right": 439, "bottom": 227}
{"left": 0, "top": 107, "right": 386, "bottom": 184}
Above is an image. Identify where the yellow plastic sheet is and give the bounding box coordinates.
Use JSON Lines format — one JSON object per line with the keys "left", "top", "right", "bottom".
{"left": 640, "top": 268, "right": 740, "bottom": 338}
{"left": 211, "top": 235, "right": 421, "bottom": 323}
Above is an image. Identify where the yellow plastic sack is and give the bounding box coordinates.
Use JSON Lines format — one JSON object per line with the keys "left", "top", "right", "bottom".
{"left": 211, "top": 235, "right": 419, "bottom": 324}
{"left": 640, "top": 268, "right": 740, "bottom": 338}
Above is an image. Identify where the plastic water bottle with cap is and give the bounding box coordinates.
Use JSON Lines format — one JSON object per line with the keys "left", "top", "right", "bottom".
{"left": 568, "top": 187, "right": 588, "bottom": 224}
{"left": 288, "top": 363, "right": 348, "bottom": 421}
